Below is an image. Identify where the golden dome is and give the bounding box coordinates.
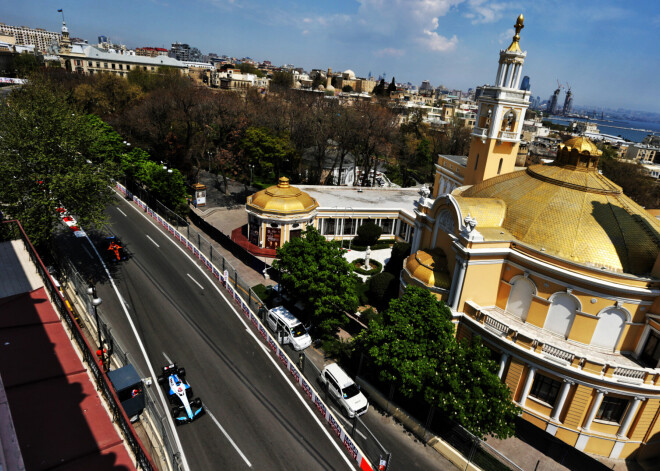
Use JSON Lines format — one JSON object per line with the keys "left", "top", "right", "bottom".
{"left": 560, "top": 136, "right": 603, "bottom": 156}
{"left": 457, "top": 161, "right": 660, "bottom": 275}
{"left": 404, "top": 249, "right": 451, "bottom": 289}
{"left": 247, "top": 177, "right": 319, "bottom": 215}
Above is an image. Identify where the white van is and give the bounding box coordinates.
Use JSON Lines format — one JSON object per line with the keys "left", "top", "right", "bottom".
{"left": 319, "top": 363, "right": 369, "bottom": 418}
{"left": 266, "top": 306, "right": 312, "bottom": 351}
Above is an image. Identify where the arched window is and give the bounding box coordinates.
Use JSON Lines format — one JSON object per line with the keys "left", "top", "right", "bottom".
{"left": 506, "top": 276, "right": 535, "bottom": 321}
{"left": 591, "top": 307, "right": 628, "bottom": 350}
{"left": 497, "top": 158, "right": 503, "bottom": 175}
{"left": 502, "top": 109, "right": 516, "bottom": 130}
{"left": 544, "top": 293, "right": 579, "bottom": 338}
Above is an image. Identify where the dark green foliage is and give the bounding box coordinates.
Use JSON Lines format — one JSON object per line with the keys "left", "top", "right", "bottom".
{"left": 372, "top": 79, "right": 387, "bottom": 96}
{"left": 238, "top": 63, "right": 265, "bottom": 77}
{"left": 342, "top": 85, "right": 353, "bottom": 93}
{"left": 273, "top": 227, "right": 359, "bottom": 338}
{"left": 387, "top": 77, "right": 397, "bottom": 94}
{"left": 0, "top": 77, "right": 119, "bottom": 245}
{"left": 358, "top": 286, "right": 520, "bottom": 439}
{"left": 355, "top": 221, "right": 382, "bottom": 247}
{"left": 352, "top": 259, "right": 382, "bottom": 275}
{"left": 385, "top": 242, "right": 411, "bottom": 275}
{"left": 270, "top": 71, "right": 294, "bottom": 90}
{"left": 600, "top": 156, "right": 660, "bottom": 209}
{"left": 367, "top": 271, "right": 397, "bottom": 310}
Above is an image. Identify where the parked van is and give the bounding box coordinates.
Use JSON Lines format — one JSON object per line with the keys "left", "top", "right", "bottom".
{"left": 266, "top": 306, "right": 312, "bottom": 351}
{"left": 319, "top": 363, "right": 369, "bottom": 418}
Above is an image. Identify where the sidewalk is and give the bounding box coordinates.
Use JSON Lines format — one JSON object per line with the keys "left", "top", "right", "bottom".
{"left": 187, "top": 173, "right": 643, "bottom": 471}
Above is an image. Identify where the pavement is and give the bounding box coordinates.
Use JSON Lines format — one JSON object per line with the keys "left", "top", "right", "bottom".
{"left": 186, "top": 171, "right": 645, "bottom": 471}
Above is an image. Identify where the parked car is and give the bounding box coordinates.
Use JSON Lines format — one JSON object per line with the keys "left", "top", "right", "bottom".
{"left": 319, "top": 363, "right": 369, "bottom": 418}
{"left": 266, "top": 306, "right": 312, "bottom": 351}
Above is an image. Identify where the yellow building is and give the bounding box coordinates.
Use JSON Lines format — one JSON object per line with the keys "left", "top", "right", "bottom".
{"left": 403, "top": 15, "right": 660, "bottom": 462}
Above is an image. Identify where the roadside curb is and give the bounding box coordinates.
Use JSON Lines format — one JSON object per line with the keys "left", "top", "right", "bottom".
{"left": 355, "top": 377, "right": 481, "bottom": 471}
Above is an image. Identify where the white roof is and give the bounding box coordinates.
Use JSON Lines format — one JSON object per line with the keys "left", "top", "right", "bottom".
{"left": 67, "top": 45, "right": 186, "bottom": 68}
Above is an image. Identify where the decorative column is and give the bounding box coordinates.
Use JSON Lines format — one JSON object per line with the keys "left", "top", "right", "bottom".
{"left": 518, "top": 366, "right": 537, "bottom": 406}
{"left": 617, "top": 397, "right": 645, "bottom": 438}
{"left": 551, "top": 380, "right": 575, "bottom": 421}
{"left": 583, "top": 389, "right": 606, "bottom": 432}
{"left": 497, "top": 353, "right": 510, "bottom": 379}
{"left": 450, "top": 259, "right": 467, "bottom": 310}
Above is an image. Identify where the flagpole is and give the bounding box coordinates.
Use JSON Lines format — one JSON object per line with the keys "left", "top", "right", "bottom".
{"left": 58, "top": 9, "right": 65, "bottom": 24}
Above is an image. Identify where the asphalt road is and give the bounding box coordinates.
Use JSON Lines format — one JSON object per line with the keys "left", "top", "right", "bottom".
{"left": 56, "top": 194, "right": 358, "bottom": 471}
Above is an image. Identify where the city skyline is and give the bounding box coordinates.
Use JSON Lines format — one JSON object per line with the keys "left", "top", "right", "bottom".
{"left": 5, "top": 0, "right": 659, "bottom": 112}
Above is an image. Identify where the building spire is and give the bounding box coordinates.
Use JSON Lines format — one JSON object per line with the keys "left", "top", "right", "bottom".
{"left": 506, "top": 14, "right": 524, "bottom": 52}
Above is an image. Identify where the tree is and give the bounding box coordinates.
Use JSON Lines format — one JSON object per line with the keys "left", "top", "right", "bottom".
{"left": 372, "top": 79, "right": 386, "bottom": 96}
{"left": 355, "top": 220, "right": 382, "bottom": 246}
{"left": 240, "top": 127, "right": 295, "bottom": 182}
{"left": 0, "top": 78, "right": 119, "bottom": 245}
{"left": 387, "top": 76, "right": 397, "bottom": 94}
{"left": 342, "top": 85, "right": 353, "bottom": 93}
{"left": 273, "top": 227, "right": 358, "bottom": 338}
{"left": 358, "top": 286, "right": 519, "bottom": 439}
{"left": 238, "top": 63, "right": 265, "bottom": 77}
{"left": 270, "top": 71, "right": 294, "bottom": 90}
{"left": 367, "top": 272, "right": 397, "bottom": 310}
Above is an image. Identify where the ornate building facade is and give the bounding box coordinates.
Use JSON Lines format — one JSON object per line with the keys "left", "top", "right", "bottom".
{"left": 402, "top": 15, "right": 660, "bottom": 461}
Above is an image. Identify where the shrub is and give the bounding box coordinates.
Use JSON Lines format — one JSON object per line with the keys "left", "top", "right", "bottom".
{"left": 385, "top": 242, "right": 411, "bottom": 275}
{"left": 354, "top": 221, "right": 382, "bottom": 247}
{"left": 352, "top": 258, "right": 382, "bottom": 275}
{"left": 368, "top": 272, "right": 398, "bottom": 310}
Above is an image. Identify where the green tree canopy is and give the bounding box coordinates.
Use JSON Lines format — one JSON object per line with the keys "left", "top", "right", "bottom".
{"left": 240, "top": 127, "right": 295, "bottom": 181}
{"left": 358, "top": 285, "right": 519, "bottom": 439}
{"left": 0, "top": 78, "right": 120, "bottom": 245}
{"left": 387, "top": 77, "right": 397, "bottom": 94}
{"left": 270, "top": 71, "right": 294, "bottom": 90}
{"left": 273, "top": 227, "right": 358, "bottom": 338}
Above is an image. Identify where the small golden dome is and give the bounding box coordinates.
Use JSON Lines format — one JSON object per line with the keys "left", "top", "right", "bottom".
{"left": 247, "top": 177, "right": 319, "bottom": 215}
{"left": 560, "top": 136, "right": 603, "bottom": 156}
{"left": 404, "top": 249, "right": 451, "bottom": 289}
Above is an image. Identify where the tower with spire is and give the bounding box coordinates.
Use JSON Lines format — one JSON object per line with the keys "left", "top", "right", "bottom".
{"left": 463, "top": 14, "right": 531, "bottom": 186}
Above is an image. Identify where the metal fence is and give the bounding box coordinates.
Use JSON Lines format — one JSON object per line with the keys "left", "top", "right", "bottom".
{"left": 2, "top": 220, "right": 157, "bottom": 471}
{"left": 54, "top": 254, "right": 183, "bottom": 471}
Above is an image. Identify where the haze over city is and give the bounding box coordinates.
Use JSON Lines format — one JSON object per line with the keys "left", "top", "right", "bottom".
{"left": 6, "top": 0, "right": 660, "bottom": 113}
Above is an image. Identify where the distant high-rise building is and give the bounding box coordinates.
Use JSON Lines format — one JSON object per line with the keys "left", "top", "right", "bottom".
{"left": 548, "top": 87, "right": 561, "bottom": 114}
{"left": 563, "top": 87, "right": 573, "bottom": 115}
{"left": 168, "top": 42, "right": 202, "bottom": 62}
{"left": 520, "top": 75, "right": 530, "bottom": 91}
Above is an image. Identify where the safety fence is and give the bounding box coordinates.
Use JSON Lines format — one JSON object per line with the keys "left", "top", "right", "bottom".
{"left": 1, "top": 220, "right": 158, "bottom": 471}
{"left": 116, "top": 183, "right": 378, "bottom": 471}
{"left": 53, "top": 253, "right": 183, "bottom": 471}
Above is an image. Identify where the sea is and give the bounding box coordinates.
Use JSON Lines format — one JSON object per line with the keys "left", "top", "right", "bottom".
{"left": 546, "top": 116, "right": 660, "bottom": 143}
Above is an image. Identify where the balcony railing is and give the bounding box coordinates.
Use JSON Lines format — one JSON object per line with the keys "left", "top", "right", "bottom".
{"left": 613, "top": 367, "right": 646, "bottom": 384}
{"left": 498, "top": 130, "right": 518, "bottom": 141}
{"left": 472, "top": 126, "right": 487, "bottom": 139}
{"left": 484, "top": 315, "right": 508, "bottom": 336}
{"left": 542, "top": 343, "right": 575, "bottom": 364}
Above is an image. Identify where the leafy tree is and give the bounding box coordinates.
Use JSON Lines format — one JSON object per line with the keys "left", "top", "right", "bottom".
{"left": 11, "top": 52, "right": 41, "bottom": 77}
{"left": 367, "top": 271, "right": 397, "bottom": 310}
{"left": 355, "top": 220, "right": 382, "bottom": 246}
{"left": 384, "top": 242, "right": 411, "bottom": 275}
{"left": 0, "top": 78, "right": 119, "bottom": 245}
{"left": 238, "top": 63, "right": 265, "bottom": 77}
{"left": 134, "top": 160, "right": 188, "bottom": 214}
{"left": 342, "top": 85, "right": 353, "bottom": 93}
{"left": 270, "top": 71, "right": 294, "bottom": 90}
{"left": 273, "top": 227, "right": 358, "bottom": 338}
{"left": 74, "top": 72, "right": 142, "bottom": 116}
{"left": 240, "top": 127, "right": 295, "bottom": 181}
{"left": 358, "top": 286, "right": 519, "bottom": 439}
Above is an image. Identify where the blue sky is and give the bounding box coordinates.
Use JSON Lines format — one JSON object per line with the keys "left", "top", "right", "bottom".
{"left": 6, "top": 0, "right": 660, "bottom": 112}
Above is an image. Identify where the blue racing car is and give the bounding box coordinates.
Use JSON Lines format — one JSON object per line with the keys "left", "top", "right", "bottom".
{"left": 157, "top": 364, "right": 204, "bottom": 425}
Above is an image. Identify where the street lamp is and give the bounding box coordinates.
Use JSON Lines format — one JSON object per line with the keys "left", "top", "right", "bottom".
{"left": 249, "top": 164, "right": 254, "bottom": 187}
{"left": 87, "top": 286, "right": 104, "bottom": 369}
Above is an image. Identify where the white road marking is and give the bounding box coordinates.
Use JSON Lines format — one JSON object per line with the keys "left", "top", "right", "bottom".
{"left": 116, "top": 208, "right": 127, "bottom": 217}
{"left": 187, "top": 273, "right": 204, "bottom": 290}
{"left": 146, "top": 235, "right": 160, "bottom": 247}
{"left": 119, "top": 191, "right": 356, "bottom": 470}
{"left": 82, "top": 224, "right": 191, "bottom": 471}
{"left": 163, "top": 352, "right": 173, "bottom": 365}
{"left": 206, "top": 407, "right": 252, "bottom": 467}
